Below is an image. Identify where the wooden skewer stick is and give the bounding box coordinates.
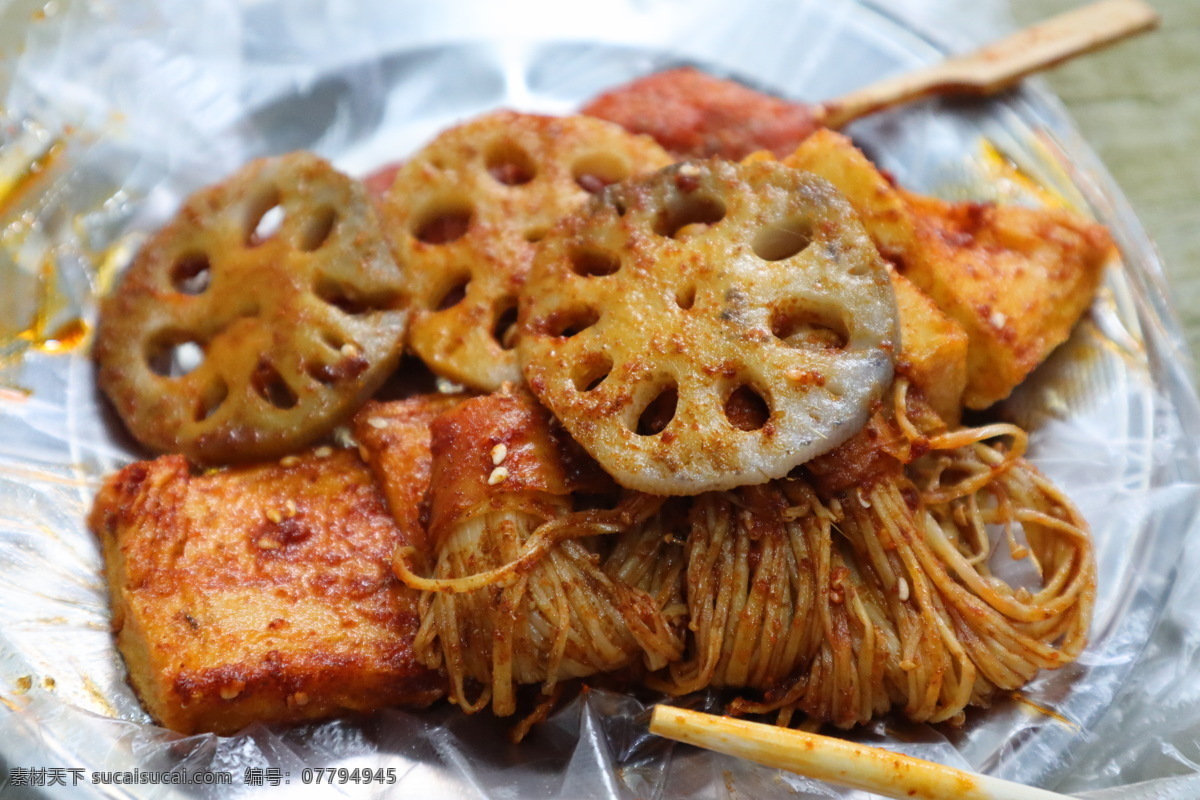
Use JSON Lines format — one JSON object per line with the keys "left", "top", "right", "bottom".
{"left": 650, "top": 705, "right": 1074, "bottom": 800}
{"left": 817, "top": 0, "right": 1160, "bottom": 130}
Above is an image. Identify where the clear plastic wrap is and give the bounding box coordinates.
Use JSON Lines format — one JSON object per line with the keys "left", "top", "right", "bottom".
{"left": 2, "top": 1, "right": 1199, "bottom": 797}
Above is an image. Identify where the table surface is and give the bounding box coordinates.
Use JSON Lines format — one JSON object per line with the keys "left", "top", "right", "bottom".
{"left": 1012, "top": 0, "right": 1200, "bottom": 385}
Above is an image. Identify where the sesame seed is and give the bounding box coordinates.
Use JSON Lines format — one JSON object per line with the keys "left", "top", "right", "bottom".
{"left": 219, "top": 685, "right": 242, "bottom": 701}
{"left": 266, "top": 509, "right": 283, "bottom": 524}
{"left": 257, "top": 537, "right": 279, "bottom": 550}
{"left": 340, "top": 343, "right": 360, "bottom": 358}
{"left": 314, "top": 446, "right": 333, "bottom": 458}
{"left": 488, "top": 466, "right": 509, "bottom": 485}
{"left": 990, "top": 310, "right": 1008, "bottom": 329}
{"left": 899, "top": 659, "right": 917, "bottom": 672}
{"left": 491, "top": 443, "right": 507, "bottom": 465}
{"left": 898, "top": 577, "right": 910, "bottom": 602}
{"left": 285, "top": 500, "right": 298, "bottom": 517}
{"left": 678, "top": 163, "right": 701, "bottom": 177}
{"left": 367, "top": 417, "right": 388, "bottom": 430}
{"left": 279, "top": 455, "right": 300, "bottom": 467}
{"left": 333, "top": 426, "right": 357, "bottom": 448}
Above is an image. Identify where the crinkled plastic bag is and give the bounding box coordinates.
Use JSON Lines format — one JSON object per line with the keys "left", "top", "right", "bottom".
{"left": 2, "top": 1, "right": 1200, "bottom": 798}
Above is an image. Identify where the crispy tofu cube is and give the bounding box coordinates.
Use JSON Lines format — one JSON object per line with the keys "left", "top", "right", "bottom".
{"left": 352, "top": 394, "right": 467, "bottom": 555}
{"left": 902, "top": 192, "right": 1114, "bottom": 408}
{"left": 890, "top": 269, "right": 969, "bottom": 425}
{"left": 782, "top": 129, "right": 1113, "bottom": 410}
{"left": 782, "top": 129, "right": 918, "bottom": 263}
{"left": 781, "top": 131, "right": 968, "bottom": 422}
{"left": 89, "top": 449, "right": 443, "bottom": 735}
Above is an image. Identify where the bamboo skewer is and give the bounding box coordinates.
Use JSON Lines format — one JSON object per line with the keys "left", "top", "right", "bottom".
{"left": 817, "top": 0, "right": 1160, "bottom": 130}
{"left": 650, "top": 706, "right": 1075, "bottom": 800}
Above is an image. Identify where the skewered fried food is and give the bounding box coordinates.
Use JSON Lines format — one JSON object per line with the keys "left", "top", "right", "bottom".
{"left": 582, "top": 67, "right": 820, "bottom": 161}
{"left": 518, "top": 158, "right": 899, "bottom": 495}
{"left": 86, "top": 90, "right": 1108, "bottom": 744}
{"left": 94, "top": 152, "right": 409, "bottom": 464}
{"left": 88, "top": 448, "right": 442, "bottom": 736}
{"left": 380, "top": 111, "right": 672, "bottom": 391}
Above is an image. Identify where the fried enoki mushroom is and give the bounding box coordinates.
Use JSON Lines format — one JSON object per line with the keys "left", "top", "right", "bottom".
{"left": 518, "top": 158, "right": 899, "bottom": 495}
{"left": 379, "top": 111, "right": 672, "bottom": 392}
{"left": 655, "top": 383, "right": 1095, "bottom": 729}
{"left": 95, "top": 152, "right": 409, "bottom": 464}
{"left": 392, "top": 391, "right": 686, "bottom": 716}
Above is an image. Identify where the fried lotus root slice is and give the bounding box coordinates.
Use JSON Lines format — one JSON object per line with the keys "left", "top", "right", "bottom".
{"left": 518, "top": 159, "right": 899, "bottom": 495}
{"left": 94, "top": 152, "right": 409, "bottom": 464}
{"left": 381, "top": 111, "right": 672, "bottom": 391}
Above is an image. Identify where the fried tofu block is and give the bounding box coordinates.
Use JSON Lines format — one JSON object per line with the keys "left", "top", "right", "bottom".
{"left": 780, "top": 131, "right": 968, "bottom": 422}
{"left": 782, "top": 129, "right": 918, "bottom": 264}
{"left": 891, "top": 269, "right": 969, "bottom": 425}
{"left": 782, "top": 129, "right": 1113, "bottom": 410}
{"left": 352, "top": 393, "right": 467, "bottom": 554}
{"left": 89, "top": 449, "right": 443, "bottom": 736}
{"left": 900, "top": 192, "right": 1114, "bottom": 409}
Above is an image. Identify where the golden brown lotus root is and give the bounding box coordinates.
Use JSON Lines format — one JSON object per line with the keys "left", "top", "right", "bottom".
{"left": 94, "top": 152, "right": 409, "bottom": 464}
{"left": 518, "top": 159, "right": 899, "bottom": 495}
{"left": 380, "top": 111, "right": 672, "bottom": 391}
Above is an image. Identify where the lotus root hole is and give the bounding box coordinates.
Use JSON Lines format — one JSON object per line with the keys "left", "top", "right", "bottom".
{"left": 635, "top": 382, "right": 678, "bottom": 436}
{"left": 572, "top": 152, "right": 629, "bottom": 195}
{"left": 752, "top": 218, "right": 814, "bottom": 261}
{"left": 570, "top": 247, "right": 621, "bottom": 278}
{"left": 307, "top": 331, "right": 360, "bottom": 384}
{"left": 171, "top": 252, "right": 212, "bottom": 295}
{"left": 306, "top": 360, "right": 337, "bottom": 385}
{"left": 540, "top": 306, "right": 600, "bottom": 339}
{"left": 486, "top": 140, "right": 536, "bottom": 186}
{"left": 316, "top": 278, "right": 394, "bottom": 315}
{"left": 675, "top": 284, "right": 696, "bottom": 310}
{"left": 493, "top": 302, "right": 519, "bottom": 350}
{"left": 195, "top": 379, "right": 228, "bottom": 421}
{"left": 654, "top": 194, "right": 726, "bottom": 239}
{"left": 572, "top": 352, "right": 613, "bottom": 392}
{"left": 146, "top": 337, "right": 204, "bottom": 378}
{"left": 320, "top": 330, "right": 346, "bottom": 351}
{"left": 725, "top": 384, "right": 771, "bottom": 431}
{"left": 771, "top": 304, "right": 849, "bottom": 350}
{"left": 252, "top": 360, "right": 298, "bottom": 409}
{"left": 433, "top": 274, "right": 471, "bottom": 312}
{"left": 298, "top": 205, "right": 337, "bottom": 252}
{"left": 245, "top": 186, "right": 284, "bottom": 247}
{"left": 414, "top": 201, "right": 473, "bottom": 245}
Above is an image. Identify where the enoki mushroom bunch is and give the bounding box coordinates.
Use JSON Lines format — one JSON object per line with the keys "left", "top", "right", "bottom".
{"left": 657, "top": 384, "right": 1095, "bottom": 727}
{"left": 396, "top": 386, "right": 1095, "bottom": 727}
{"left": 392, "top": 393, "right": 687, "bottom": 716}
